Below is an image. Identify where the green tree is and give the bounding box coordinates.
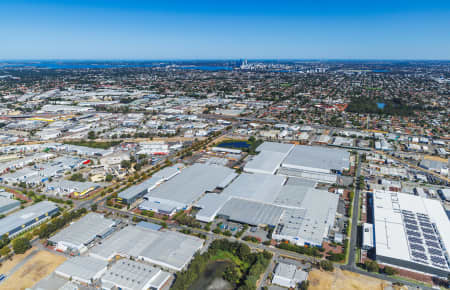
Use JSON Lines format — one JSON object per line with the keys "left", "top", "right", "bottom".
{"left": 320, "top": 260, "right": 334, "bottom": 272}
{"left": 0, "top": 246, "right": 11, "bottom": 257}
{"left": 91, "top": 204, "right": 98, "bottom": 211}
{"left": 364, "top": 260, "right": 379, "bottom": 272}
{"left": 88, "top": 131, "right": 96, "bottom": 140}
{"left": 13, "top": 237, "right": 31, "bottom": 254}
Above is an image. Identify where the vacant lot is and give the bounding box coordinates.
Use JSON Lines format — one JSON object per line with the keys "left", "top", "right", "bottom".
{"left": 308, "top": 268, "right": 389, "bottom": 290}
{"left": 0, "top": 250, "right": 66, "bottom": 290}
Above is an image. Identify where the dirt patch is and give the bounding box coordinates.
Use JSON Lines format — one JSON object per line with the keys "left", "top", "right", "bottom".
{"left": 308, "top": 268, "right": 388, "bottom": 290}
{"left": 0, "top": 250, "right": 66, "bottom": 290}
{"left": 0, "top": 247, "right": 37, "bottom": 274}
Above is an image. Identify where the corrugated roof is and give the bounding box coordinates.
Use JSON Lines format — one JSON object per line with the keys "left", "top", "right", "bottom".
{"left": 48, "top": 213, "right": 115, "bottom": 248}
{"left": 0, "top": 201, "right": 58, "bottom": 237}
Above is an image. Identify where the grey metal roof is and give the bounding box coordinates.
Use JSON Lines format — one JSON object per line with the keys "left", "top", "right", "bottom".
{"left": 0, "top": 196, "right": 20, "bottom": 212}
{"left": 101, "top": 259, "right": 170, "bottom": 290}
{"left": 0, "top": 201, "right": 58, "bottom": 237}
{"left": 146, "top": 163, "right": 234, "bottom": 205}
{"left": 282, "top": 145, "right": 350, "bottom": 173}
{"left": 244, "top": 151, "right": 287, "bottom": 174}
{"left": 55, "top": 256, "right": 107, "bottom": 282}
{"left": 218, "top": 198, "right": 284, "bottom": 226}
{"left": 118, "top": 164, "right": 182, "bottom": 200}
{"left": 90, "top": 225, "right": 203, "bottom": 271}
{"left": 222, "top": 173, "right": 285, "bottom": 204}
{"left": 48, "top": 213, "right": 115, "bottom": 248}
{"left": 256, "top": 142, "right": 295, "bottom": 154}
{"left": 277, "top": 188, "right": 339, "bottom": 245}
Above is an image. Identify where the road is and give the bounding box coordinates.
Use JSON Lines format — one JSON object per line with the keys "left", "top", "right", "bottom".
{"left": 346, "top": 152, "right": 361, "bottom": 270}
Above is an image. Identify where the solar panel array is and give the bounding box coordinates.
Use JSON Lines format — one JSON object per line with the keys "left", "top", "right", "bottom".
{"left": 401, "top": 211, "right": 449, "bottom": 270}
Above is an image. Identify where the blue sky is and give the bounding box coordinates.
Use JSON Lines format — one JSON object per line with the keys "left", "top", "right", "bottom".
{"left": 1, "top": 0, "right": 449, "bottom": 60}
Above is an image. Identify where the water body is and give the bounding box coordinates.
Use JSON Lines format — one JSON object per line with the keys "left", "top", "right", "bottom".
{"left": 188, "top": 261, "right": 233, "bottom": 290}
{"left": 376, "top": 102, "right": 386, "bottom": 109}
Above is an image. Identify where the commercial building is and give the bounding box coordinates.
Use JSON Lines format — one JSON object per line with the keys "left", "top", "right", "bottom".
{"left": 272, "top": 263, "right": 308, "bottom": 288}
{"left": 196, "top": 174, "right": 339, "bottom": 247}
{"left": 101, "top": 259, "right": 171, "bottom": 290}
{"left": 0, "top": 201, "right": 58, "bottom": 238}
{"left": 89, "top": 225, "right": 203, "bottom": 271}
{"left": 373, "top": 190, "right": 450, "bottom": 277}
{"left": 55, "top": 256, "right": 108, "bottom": 285}
{"left": 140, "top": 163, "right": 235, "bottom": 215}
{"left": 0, "top": 196, "right": 20, "bottom": 215}
{"left": 279, "top": 145, "right": 350, "bottom": 182}
{"left": 48, "top": 213, "right": 116, "bottom": 254}
{"left": 46, "top": 180, "right": 100, "bottom": 197}
{"left": 243, "top": 142, "right": 294, "bottom": 175}
{"left": 118, "top": 164, "right": 182, "bottom": 204}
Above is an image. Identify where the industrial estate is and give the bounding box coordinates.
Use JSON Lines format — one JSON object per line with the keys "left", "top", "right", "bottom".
{"left": 0, "top": 60, "right": 448, "bottom": 290}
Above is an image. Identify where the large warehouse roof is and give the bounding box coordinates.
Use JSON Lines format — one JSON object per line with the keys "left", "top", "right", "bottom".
{"left": 145, "top": 163, "right": 234, "bottom": 206}
{"left": 244, "top": 151, "right": 288, "bottom": 175}
{"left": 274, "top": 188, "right": 339, "bottom": 246}
{"left": 55, "top": 256, "right": 107, "bottom": 284}
{"left": 48, "top": 213, "right": 115, "bottom": 249}
{"left": 221, "top": 173, "right": 285, "bottom": 203}
{"left": 101, "top": 259, "right": 171, "bottom": 290}
{"left": 118, "top": 164, "right": 182, "bottom": 201}
{"left": 0, "top": 201, "right": 58, "bottom": 237}
{"left": 256, "top": 142, "right": 295, "bottom": 154}
{"left": 218, "top": 197, "right": 285, "bottom": 226}
{"left": 89, "top": 225, "right": 203, "bottom": 271}
{"left": 282, "top": 145, "right": 350, "bottom": 174}
{"left": 373, "top": 190, "right": 450, "bottom": 275}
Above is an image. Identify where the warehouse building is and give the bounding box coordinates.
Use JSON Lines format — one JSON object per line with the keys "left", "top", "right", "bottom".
{"left": 46, "top": 180, "right": 100, "bottom": 197}
{"left": 48, "top": 213, "right": 116, "bottom": 254}
{"left": 0, "top": 201, "right": 58, "bottom": 238}
{"left": 0, "top": 195, "right": 20, "bottom": 215}
{"left": 272, "top": 262, "right": 308, "bottom": 289}
{"left": 279, "top": 145, "right": 350, "bottom": 182}
{"left": 373, "top": 190, "right": 450, "bottom": 277}
{"left": 89, "top": 225, "right": 204, "bottom": 271}
{"left": 55, "top": 256, "right": 108, "bottom": 285}
{"left": 244, "top": 142, "right": 294, "bottom": 175}
{"left": 140, "top": 163, "right": 235, "bottom": 216}
{"left": 118, "top": 164, "right": 182, "bottom": 204}
{"left": 101, "top": 259, "right": 171, "bottom": 290}
{"left": 195, "top": 174, "right": 339, "bottom": 246}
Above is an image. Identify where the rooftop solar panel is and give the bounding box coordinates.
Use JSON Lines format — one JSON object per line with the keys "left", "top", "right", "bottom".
{"left": 423, "top": 234, "right": 437, "bottom": 241}
{"left": 411, "top": 251, "right": 427, "bottom": 260}
{"left": 425, "top": 241, "right": 440, "bottom": 248}
{"left": 430, "top": 256, "right": 446, "bottom": 265}
{"left": 404, "top": 219, "right": 418, "bottom": 225}
{"left": 405, "top": 224, "right": 419, "bottom": 231}
{"left": 408, "top": 237, "right": 423, "bottom": 244}
{"left": 422, "top": 228, "right": 434, "bottom": 234}
{"left": 406, "top": 230, "right": 421, "bottom": 237}
{"left": 419, "top": 222, "right": 433, "bottom": 228}
{"left": 428, "top": 248, "right": 443, "bottom": 256}
{"left": 410, "top": 243, "right": 425, "bottom": 252}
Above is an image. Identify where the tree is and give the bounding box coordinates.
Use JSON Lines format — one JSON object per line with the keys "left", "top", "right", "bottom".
{"left": 364, "top": 260, "right": 379, "bottom": 272}
{"left": 13, "top": 237, "right": 31, "bottom": 254}
{"left": 383, "top": 266, "right": 396, "bottom": 276}
{"left": 88, "top": 131, "right": 96, "bottom": 140}
{"left": 299, "top": 280, "right": 310, "bottom": 290}
{"left": 91, "top": 204, "right": 98, "bottom": 212}
{"left": 105, "top": 174, "right": 113, "bottom": 182}
{"left": 320, "top": 260, "right": 334, "bottom": 272}
{"left": 0, "top": 246, "right": 11, "bottom": 257}
{"left": 121, "top": 160, "right": 131, "bottom": 169}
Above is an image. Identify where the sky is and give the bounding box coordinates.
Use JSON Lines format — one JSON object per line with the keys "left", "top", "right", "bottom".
{"left": 0, "top": 0, "right": 450, "bottom": 60}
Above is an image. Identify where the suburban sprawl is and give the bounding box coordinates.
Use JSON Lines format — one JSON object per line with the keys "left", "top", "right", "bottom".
{"left": 0, "top": 60, "right": 448, "bottom": 290}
